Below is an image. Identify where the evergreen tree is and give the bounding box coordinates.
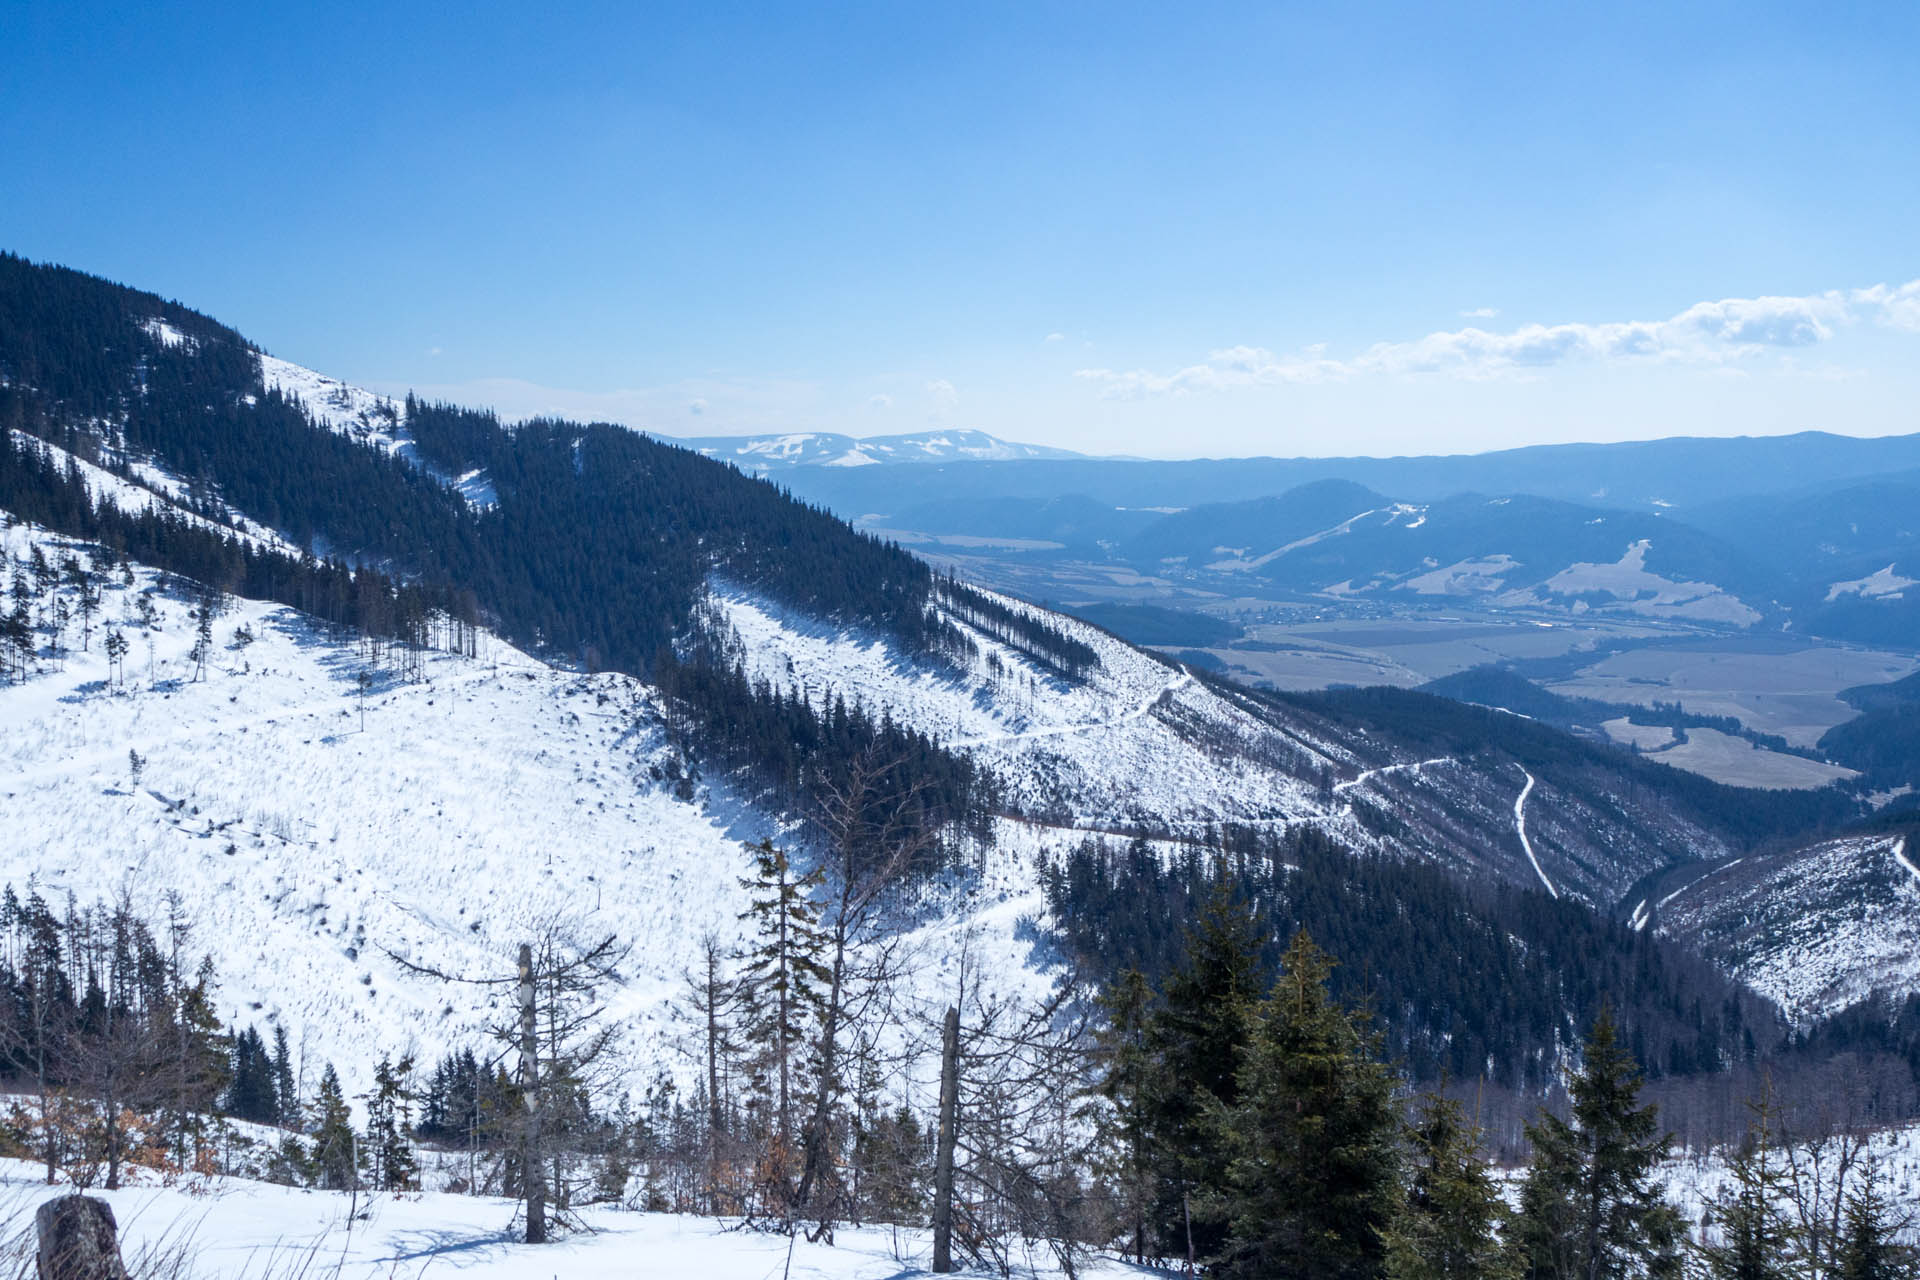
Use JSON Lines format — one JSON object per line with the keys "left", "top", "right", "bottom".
{"left": 225, "top": 1025, "right": 279, "bottom": 1124}
{"left": 363, "top": 1053, "right": 419, "bottom": 1192}
{"left": 190, "top": 596, "right": 213, "bottom": 682}
{"left": 310, "top": 1062, "right": 358, "bottom": 1190}
{"left": 1213, "top": 929, "right": 1401, "bottom": 1280}
{"left": 1689, "top": 1096, "right": 1797, "bottom": 1280}
{"left": 1511, "top": 1009, "right": 1683, "bottom": 1280}
{"left": 1835, "top": 1161, "right": 1915, "bottom": 1280}
{"left": 735, "top": 838, "right": 830, "bottom": 1172}
{"left": 1094, "top": 967, "right": 1158, "bottom": 1265}
{"left": 271, "top": 1024, "right": 297, "bottom": 1125}
{"left": 1144, "top": 873, "right": 1266, "bottom": 1268}
{"left": 1386, "top": 1091, "right": 1517, "bottom": 1280}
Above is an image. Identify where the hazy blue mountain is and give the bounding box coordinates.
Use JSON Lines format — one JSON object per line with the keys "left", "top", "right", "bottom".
{"left": 1119, "top": 479, "right": 1385, "bottom": 566}
{"left": 670, "top": 427, "right": 1084, "bottom": 470}
{"left": 772, "top": 429, "right": 1920, "bottom": 521}
{"left": 871, "top": 492, "right": 1159, "bottom": 551}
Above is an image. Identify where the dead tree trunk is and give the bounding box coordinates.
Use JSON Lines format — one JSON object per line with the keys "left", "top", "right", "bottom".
{"left": 931, "top": 1004, "right": 961, "bottom": 1274}
{"left": 517, "top": 942, "right": 547, "bottom": 1244}
{"left": 35, "top": 1196, "right": 129, "bottom": 1280}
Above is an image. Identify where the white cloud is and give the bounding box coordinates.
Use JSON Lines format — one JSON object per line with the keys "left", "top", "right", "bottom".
{"left": 868, "top": 394, "right": 893, "bottom": 410}
{"left": 688, "top": 398, "right": 708, "bottom": 415}
{"left": 926, "top": 378, "right": 959, "bottom": 404}
{"left": 1044, "top": 332, "right": 1066, "bottom": 343}
{"left": 1459, "top": 307, "right": 1498, "bottom": 319}
{"left": 1077, "top": 278, "right": 1920, "bottom": 399}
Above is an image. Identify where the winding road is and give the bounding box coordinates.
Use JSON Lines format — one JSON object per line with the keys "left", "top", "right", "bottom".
{"left": 1514, "top": 767, "right": 1559, "bottom": 899}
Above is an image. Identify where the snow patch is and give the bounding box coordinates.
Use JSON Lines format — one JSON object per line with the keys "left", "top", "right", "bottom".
{"left": 1826, "top": 563, "right": 1917, "bottom": 602}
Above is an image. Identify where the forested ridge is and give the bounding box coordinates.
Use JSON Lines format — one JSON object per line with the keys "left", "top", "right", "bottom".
{"left": 1044, "top": 824, "right": 1773, "bottom": 1095}
{"left": 0, "top": 251, "right": 1103, "bottom": 834}
{"left": 1267, "top": 681, "right": 1861, "bottom": 846}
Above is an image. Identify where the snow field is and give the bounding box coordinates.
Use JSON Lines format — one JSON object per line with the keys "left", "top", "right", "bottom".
{"left": 0, "top": 1160, "right": 1111, "bottom": 1279}
{"left": 1655, "top": 834, "right": 1920, "bottom": 1022}
{"left": 1, "top": 523, "right": 1082, "bottom": 1109}
{"left": 716, "top": 586, "right": 1358, "bottom": 833}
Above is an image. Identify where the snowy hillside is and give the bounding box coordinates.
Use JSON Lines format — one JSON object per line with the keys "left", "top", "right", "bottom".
{"left": 257, "top": 354, "right": 498, "bottom": 508}
{"left": 717, "top": 587, "right": 1344, "bottom": 831}
{"left": 711, "top": 583, "right": 1757, "bottom": 908}
{"left": 4, "top": 498, "right": 1772, "bottom": 1109}
{"left": 1648, "top": 832, "right": 1920, "bottom": 1022}
{"left": 0, "top": 521, "right": 1061, "bottom": 1097}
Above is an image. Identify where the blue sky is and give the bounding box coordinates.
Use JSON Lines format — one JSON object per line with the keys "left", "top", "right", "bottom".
{"left": 6, "top": 1, "right": 1919, "bottom": 457}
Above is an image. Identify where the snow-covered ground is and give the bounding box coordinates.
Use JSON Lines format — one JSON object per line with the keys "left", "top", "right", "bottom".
{"left": 1653, "top": 833, "right": 1920, "bottom": 1021}
{"left": 0, "top": 523, "right": 1063, "bottom": 1100}
{"left": 256, "top": 354, "right": 497, "bottom": 508}
{"left": 0, "top": 1161, "right": 1115, "bottom": 1279}
{"left": 9, "top": 1120, "right": 1920, "bottom": 1278}
{"left": 257, "top": 355, "right": 406, "bottom": 453}
{"left": 717, "top": 587, "right": 1365, "bottom": 833}
{"left": 10, "top": 430, "right": 296, "bottom": 555}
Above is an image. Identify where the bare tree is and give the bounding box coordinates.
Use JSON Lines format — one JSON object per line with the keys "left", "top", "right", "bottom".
{"left": 792, "top": 747, "right": 942, "bottom": 1237}
{"left": 392, "top": 927, "right": 626, "bottom": 1243}
{"left": 1777, "top": 1086, "right": 1878, "bottom": 1278}
{"left": 678, "top": 931, "right": 748, "bottom": 1213}
{"left": 928, "top": 946, "right": 1094, "bottom": 1278}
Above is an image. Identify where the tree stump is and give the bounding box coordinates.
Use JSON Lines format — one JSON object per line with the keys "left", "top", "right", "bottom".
{"left": 34, "top": 1196, "right": 130, "bottom": 1280}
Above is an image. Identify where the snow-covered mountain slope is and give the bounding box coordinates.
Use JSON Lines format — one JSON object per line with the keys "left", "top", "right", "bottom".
{"left": 674, "top": 428, "right": 1083, "bottom": 471}
{"left": 9, "top": 428, "right": 297, "bottom": 554}
{"left": 257, "top": 354, "right": 498, "bottom": 507}
{"left": 258, "top": 353, "right": 406, "bottom": 451}
{"left": 1646, "top": 831, "right": 1920, "bottom": 1022}
{"left": 4, "top": 497, "right": 1780, "bottom": 1107}
{"left": 711, "top": 584, "right": 1753, "bottom": 907}
{"left": 0, "top": 522, "right": 1059, "bottom": 1095}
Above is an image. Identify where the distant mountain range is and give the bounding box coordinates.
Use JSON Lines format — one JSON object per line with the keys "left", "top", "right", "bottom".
{"left": 669, "top": 427, "right": 1085, "bottom": 470}
{"left": 663, "top": 427, "right": 1916, "bottom": 648}
{"left": 745, "top": 428, "right": 1920, "bottom": 511}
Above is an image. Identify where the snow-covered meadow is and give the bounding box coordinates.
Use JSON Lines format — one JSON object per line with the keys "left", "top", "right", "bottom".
{"left": 0, "top": 1160, "right": 1117, "bottom": 1279}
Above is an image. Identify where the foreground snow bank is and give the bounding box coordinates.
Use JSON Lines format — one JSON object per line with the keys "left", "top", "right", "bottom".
{"left": 0, "top": 1162, "right": 1118, "bottom": 1279}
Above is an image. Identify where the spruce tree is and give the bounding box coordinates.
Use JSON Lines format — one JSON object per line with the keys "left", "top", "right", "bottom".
{"left": 1214, "top": 930, "right": 1402, "bottom": 1280}
{"left": 1144, "top": 873, "right": 1265, "bottom": 1268}
{"left": 225, "top": 1026, "right": 279, "bottom": 1124}
{"left": 1095, "top": 967, "right": 1159, "bottom": 1265}
{"left": 1386, "top": 1091, "right": 1517, "bottom": 1280}
{"left": 364, "top": 1053, "right": 419, "bottom": 1191}
{"left": 1511, "top": 1008, "right": 1683, "bottom": 1280}
{"left": 1835, "top": 1161, "right": 1916, "bottom": 1280}
{"left": 735, "top": 838, "right": 830, "bottom": 1195}
{"left": 1690, "top": 1096, "right": 1796, "bottom": 1280}
{"left": 310, "top": 1062, "right": 358, "bottom": 1190}
{"left": 271, "top": 1025, "right": 297, "bottom": 1125}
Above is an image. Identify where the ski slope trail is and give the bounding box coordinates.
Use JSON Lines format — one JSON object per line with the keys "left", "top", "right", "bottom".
{"left": 1514, "top": 767, "right": 1558, "bottom": 898}
{"left": 948, "top": 671, "right": 1193, "bottom": 749}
